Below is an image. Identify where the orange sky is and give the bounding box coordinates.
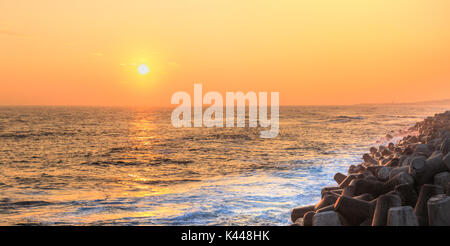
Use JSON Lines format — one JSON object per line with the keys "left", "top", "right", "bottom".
{"left": 1, "top": 0, "right": 450, "bottom": 106}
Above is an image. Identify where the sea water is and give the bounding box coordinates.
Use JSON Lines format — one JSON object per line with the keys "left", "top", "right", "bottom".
{"left": 0, "top": 104, "right": 449, "bottom": 225}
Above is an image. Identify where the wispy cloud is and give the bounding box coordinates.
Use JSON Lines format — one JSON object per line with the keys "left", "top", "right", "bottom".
{"left": 91, "top": 52, "right": 104, "bottom": 57}
{"left": 119, "top": 63, "right": 137, "bottom": 67}
{"left": 0, "top": 29, "right": 30, "bottom": 38}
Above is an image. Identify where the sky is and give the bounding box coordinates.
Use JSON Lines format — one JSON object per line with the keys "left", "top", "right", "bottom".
{"left": 1, "top": 0, "right": 450, "bottom": 106}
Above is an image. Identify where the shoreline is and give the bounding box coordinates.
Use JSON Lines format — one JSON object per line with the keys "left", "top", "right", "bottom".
{"left": 290, "top": 110, "right": 450, "bottom": 226}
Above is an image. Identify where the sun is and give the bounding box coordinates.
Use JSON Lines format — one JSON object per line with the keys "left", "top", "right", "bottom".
{"left": 137, "top": 64, "right": 150, "bottom": 75}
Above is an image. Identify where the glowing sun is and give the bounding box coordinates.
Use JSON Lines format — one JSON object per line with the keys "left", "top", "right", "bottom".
{"left": 138, "top": 64, "right": 150, "bottom": 75}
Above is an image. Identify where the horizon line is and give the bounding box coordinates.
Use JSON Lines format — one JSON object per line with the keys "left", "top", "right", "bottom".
{"left": 1, "top": 99, "right": 450, "bottom": 108}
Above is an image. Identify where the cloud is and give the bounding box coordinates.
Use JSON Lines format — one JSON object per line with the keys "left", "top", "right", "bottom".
{"left": 0, "top": 29, "right": 30, "bottom": 38}
{"left": 119, "top": 62, "right": 140, "bottom": 68}
{"left": 91, "top": 52, "right": 104, "bottom": 57}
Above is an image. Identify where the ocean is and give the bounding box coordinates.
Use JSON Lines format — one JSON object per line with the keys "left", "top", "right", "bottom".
{"left": 0, "top": 104, "right": 449, "bottom": 225}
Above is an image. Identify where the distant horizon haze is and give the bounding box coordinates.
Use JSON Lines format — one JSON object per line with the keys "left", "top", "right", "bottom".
{"left": 1, "top": 98, "right": 450, "bottom": 108}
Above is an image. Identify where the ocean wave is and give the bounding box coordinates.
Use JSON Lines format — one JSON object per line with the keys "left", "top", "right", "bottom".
{"left": 83, "top": 160, "right": 146, "bottom": 166}
{"left": 329, "top": 115, "right": 365, "bottom": 123}
{"left": 396, "top": 115, "right": 420, "bottom": 118}
{"left": 0, "top": 131, "right": 76, "bottom": 139}
{"left": 375, "top": 129, "right": 419, "bottom": 145}
{"left": 137, "top": 178, "right": 201, "bottom": 185}
{"left": 209, "top": 134, "right": 253, "bottom": 140}
{"left": 169, "top": 210, "right": 219, "bottom": 222}
{"left": 284, "top": 147, "right": 300, "bottom": 150}
{"left": 0, "top": 200, "right": 53, "bottom": 209}
{"left": 151, "top": 158, "right": 193, "bottom": 165}
{"left": 83, "top": 157, "right": 194, "bottom": 166}
{"left": 107, "top": 147, "right": 132, "bottom": 154}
